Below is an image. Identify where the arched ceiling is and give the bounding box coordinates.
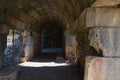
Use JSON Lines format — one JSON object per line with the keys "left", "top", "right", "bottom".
{"left": 0, "top": 0, "right": 96, "bottom": 31}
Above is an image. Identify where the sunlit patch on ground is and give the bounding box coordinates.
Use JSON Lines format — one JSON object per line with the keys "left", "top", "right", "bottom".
{"left": 18, "top": 61, "right": 68, "bottom": 67}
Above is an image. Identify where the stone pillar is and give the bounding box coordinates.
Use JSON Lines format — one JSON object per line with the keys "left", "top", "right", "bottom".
{"left": 84, "top": 8, "right": 120, "bottom": 80}
{"left": 23, "top": 29, "right": 34, "bottom": 61}
{"left": 33, "top": 32, "right": 41, "bottom": 57}
{"left": 86, "top": 8, "right": 120, "bottom": 57}
{"left": 64, "top": 30, "right": 77, "bottom": 59}
{"left": 0, "top": 24, "right": 9, "bottom": 69}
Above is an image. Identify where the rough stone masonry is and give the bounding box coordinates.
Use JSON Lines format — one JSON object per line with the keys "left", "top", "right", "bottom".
{"left": 84, "top": 5, "right": 120, "bottom": 80}
{"left": 84, "top": 56, "right": 120, "bottom": 80}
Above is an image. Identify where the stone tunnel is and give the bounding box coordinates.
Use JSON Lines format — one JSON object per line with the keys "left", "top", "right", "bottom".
{"left": 0, "top": 0, "right": 120, "bottom": 80}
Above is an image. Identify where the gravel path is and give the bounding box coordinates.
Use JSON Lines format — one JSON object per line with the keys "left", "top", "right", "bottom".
{"left": 16, "top": 58, "right": 81, "bottom": 80}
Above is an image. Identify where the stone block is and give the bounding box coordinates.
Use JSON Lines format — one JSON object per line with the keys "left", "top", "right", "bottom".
{"left": 84, "top": 56, "right": 120, "bottom": 80}
{"left": 86, "top": 8, "right": 120, "bottom": 28}
{"left": 89, "top": 28, "right": 120, "bottom": 57}
{"left": 64, "top": 31, "right": 77, "bottom": 58}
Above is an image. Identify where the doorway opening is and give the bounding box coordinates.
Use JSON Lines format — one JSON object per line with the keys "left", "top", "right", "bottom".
{"left": 40, "top": 21, "right": 65, "bottom": 58}
{"left": 4, "top": 29, "right": 24, "bottom": 67}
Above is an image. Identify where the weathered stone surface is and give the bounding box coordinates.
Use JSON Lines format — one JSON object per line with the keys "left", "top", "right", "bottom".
{"left": 84, "top": 56, "right": 120, "bottom": 80}
{"left": 92, "top": 0, "right": 120, "bottom": 7}
{"left": 23, "top": 30, "right": 34, "bottom": 61}
{"left": 89, "top": 28, "right": 120, "bottom": 57}
{"left": 0, "top": 0, "right": 97, "bottom": 32}
{"left": 64, "top": 30, "right": 77, "bottom": 59}
{"left": 0, "top": 68, "right": 18, "bottom": 80}
{"left": 86, "top": 8, "right": 120, "bottom": 28}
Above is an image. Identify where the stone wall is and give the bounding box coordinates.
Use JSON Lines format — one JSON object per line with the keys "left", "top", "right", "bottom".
{"left": 72, "top": 8, "right": 99, "bottom": 70}
{"left": 84, "top": 7, "right": 120, "bottom": 80}
{"left": 86, "top": 8, "right": 120, "bottom": 28}
{"left": 72, "top": 6, "right": 120, "bottom": 80}
{"left": 64, "top": 30, "right": 77, "bottom": 59}
{"left": 33, "top": 32, "right": 41, "bottom": 57}
{"left": 0, "top": 25, "right": 9, "bottom": 69}
{"left": 86, "top": 8, "right": 120, "bottom": 57}
{"left": 22, "top": 30, "right": 34, "bottom": 61}
{"left": 0, "top": 41, "right": 6, "bottom": 68}
{"left": 89, "top": 28, "right": 120, "bottom": 57}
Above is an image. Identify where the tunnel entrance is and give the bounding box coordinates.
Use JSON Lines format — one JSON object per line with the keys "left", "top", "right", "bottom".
{"left": 40, "top": 21, "right": 65, "bottom": 58}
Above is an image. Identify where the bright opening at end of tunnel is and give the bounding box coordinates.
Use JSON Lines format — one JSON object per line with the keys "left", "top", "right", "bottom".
{"left": 18, "top": 62, "right": 69, "bottom": 67}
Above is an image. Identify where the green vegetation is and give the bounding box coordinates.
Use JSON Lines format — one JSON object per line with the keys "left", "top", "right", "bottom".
{"left": 9, "top": 29, "right": 19, "bottom": 35}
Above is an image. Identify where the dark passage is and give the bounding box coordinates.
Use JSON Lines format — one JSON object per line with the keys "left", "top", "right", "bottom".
{"left": 40, "top": 21, "right": 65, "bottom": 58}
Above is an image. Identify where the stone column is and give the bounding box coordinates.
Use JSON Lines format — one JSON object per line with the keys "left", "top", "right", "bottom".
{"left": 33, "top": 32, "right": 41, "bottom": 57}
{"left": 0, "top": 24, "right": 9, "bottom": 69}
{"left": 64, "top": 30, "right": 77, "bottom": 59}
{"left": 84, "top": 8, "right": 120, "bottom": 80}
{"left": 23, "top": 29, "right": 34, "bottom": 61}
{"left": 86, "top": 8, "right": 120, "bottom": 57}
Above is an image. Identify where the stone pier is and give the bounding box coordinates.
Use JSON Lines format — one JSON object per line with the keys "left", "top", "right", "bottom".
{"left": 84, "top": 7, "right": 120, "bottom": 80}
{"left": 0, "top": 24, "right": 9, "bottom": 69}
{"left": 23, "top": 29, "right": 34, "bottom": 61}
{"left": 64, "top": 30, "right": 77, "bottom": 59}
